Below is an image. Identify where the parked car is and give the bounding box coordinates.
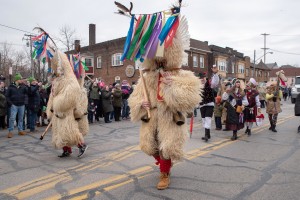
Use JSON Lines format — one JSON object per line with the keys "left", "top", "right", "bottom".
{"left": 291, "top": 76, "right": 300, "bottom": 103}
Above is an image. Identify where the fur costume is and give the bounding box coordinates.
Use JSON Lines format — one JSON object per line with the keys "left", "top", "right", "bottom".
{"left": 46, "top": 51, "right": 88, "bottom": 149}
{"left": 128, "top": 16, "right": 202, "bottom": 161}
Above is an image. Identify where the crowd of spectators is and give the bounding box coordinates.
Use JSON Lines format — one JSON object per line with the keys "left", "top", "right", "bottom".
{"left": 0, "top": 74, "right": 50, "bottom": 138}
{"left": 0, "top": 73, "right": 136, "bottom": 138}
{"left": 85, "top": 77, "right": 135, "bottom": 124}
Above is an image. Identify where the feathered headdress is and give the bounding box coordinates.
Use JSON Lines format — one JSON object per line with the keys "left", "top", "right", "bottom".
{"left": 114, "top": 0, "right": 188, "bottom": 64}
{"left": 31, "top": 28, "right": 88, "bottom": 77}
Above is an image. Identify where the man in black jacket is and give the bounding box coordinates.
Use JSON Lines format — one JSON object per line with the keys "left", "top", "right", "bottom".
{"left": 6, "top": 73, "right": 28, "bottom": 138}
{"left": 27, "top": 77, "right": 41, "bottom": 133}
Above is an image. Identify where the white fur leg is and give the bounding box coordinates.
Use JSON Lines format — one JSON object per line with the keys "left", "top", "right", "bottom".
{"left": 204, "top": 117, "right": 212, "bottom": 129}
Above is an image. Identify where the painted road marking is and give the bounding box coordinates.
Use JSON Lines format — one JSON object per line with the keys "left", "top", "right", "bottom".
{"left": 1, "top": 115, "right": 294, "bottom": 199}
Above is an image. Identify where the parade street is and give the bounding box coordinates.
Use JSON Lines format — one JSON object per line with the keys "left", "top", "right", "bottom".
{"left": 0, "top": 100, "right": 299, "bottom": 200}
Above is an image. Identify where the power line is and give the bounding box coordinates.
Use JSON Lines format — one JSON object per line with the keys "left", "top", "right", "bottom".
{"left": 0, "top": 42, "right": 26, "bottom": 47}
{"left": 0, "top": 23, "right": 34, "bottom": 34}
{"left": 270, "top": 34, "right": 300, "bottom": 37}
{"left": 269, "top": 48, "right": 300, "bottom": 56}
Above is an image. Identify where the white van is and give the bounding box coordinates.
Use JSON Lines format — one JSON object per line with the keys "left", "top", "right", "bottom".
{"left": 291, "top": 76, "right": 300, "bottom": 103}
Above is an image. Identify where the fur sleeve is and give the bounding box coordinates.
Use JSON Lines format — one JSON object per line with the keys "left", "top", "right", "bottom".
{"left": 161, "top": 70, "right": 202, "bottom": 113}
{"left": 128, "top": 78, "right": 148, "bottom": 122}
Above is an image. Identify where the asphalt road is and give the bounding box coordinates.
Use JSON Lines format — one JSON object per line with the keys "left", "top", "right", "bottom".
{"left": 0, "top": 100, "right": 299, "bottom": 200}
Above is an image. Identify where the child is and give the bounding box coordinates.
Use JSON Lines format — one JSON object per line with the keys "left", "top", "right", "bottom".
{"left": 214, "top": 96, "right": 223, "bottom": 130}
{"left": 88, "top": 101, "right": 96, "bottom": 124}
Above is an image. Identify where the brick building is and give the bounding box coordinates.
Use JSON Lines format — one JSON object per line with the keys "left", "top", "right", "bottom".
{"left": 209, "top": 45, "right": 247, "bottom": 81}
{"left": 248, "top": 60, "right": 271, "bottom": 83}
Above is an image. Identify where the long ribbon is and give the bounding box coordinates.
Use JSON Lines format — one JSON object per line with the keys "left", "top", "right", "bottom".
{"left": 121, "top": 15, "right": 135, "bottom": 61}
{"left": 126, "top": 15, "right": 147, "bottom": 59}
{"left": 158, "top": 15, "right": 177, "bottom": 46}
{"left": 164, "top": 17, "right": 179, "bottom": 48}
{"left": 140, "top": 14, "right": 157, "bottom": 55}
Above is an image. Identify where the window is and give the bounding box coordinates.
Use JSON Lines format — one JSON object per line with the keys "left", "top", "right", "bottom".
{"left": 84, "top": 57, "right": 94, "bottom": 74}
{"left": 193, "top": 55, "right": 198, "bottom": 67}
{"left": 85, "top": 58, "right": 93, "bottom": 67}
{"left": 182, "top": 52, "right": 188, "bottom": 66}
{"left": 246, "top": 69, "right": 249, "bottom": 76}
{"left": 238, "top": 64, "right": 244, "bottom": 74}
{"left": 256, "top": 70, "right": 258, "bottom": 77}
{"left": 232, "top": 63, "right": 235, "bottom": 73}
{"left": 218, "top": 60, "right": 226, "bottom": 71}
{"left": 258, "top": 70, "right": 262, "bottom": 77}
{"left": 97, "top": 56, "right": 101, "bottom": 69}
{"left": 267, "top": 72, "right": 269, "bottom": 77}
{"left": 112, "top": 53, "right": 123, "bottom": 66}
{"left": 199, "top": 55, "right": 204, "bottom": 68}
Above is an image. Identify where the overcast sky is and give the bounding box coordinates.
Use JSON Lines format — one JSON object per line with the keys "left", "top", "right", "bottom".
{"left": 1, "top": 0, "right": 300, "bottom": 67}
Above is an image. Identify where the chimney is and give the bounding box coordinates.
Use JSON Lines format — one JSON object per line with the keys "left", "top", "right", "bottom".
{"left": 89, "top": 24, "right": 96, "bottom": 46}
{"left": 74, "top": 40, "right": 80, "bottom": 51}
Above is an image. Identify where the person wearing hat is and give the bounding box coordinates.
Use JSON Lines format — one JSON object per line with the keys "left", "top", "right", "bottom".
{"left": 199, "top": 65, "right": 220, "bottom": 142}
{"left": 112, "top": 83, "right": 122, "bottom": 121}
{"left": 265, "top": 82, "right": 282, "bottom": 132}
{"left": 27, "top": 77, "right": 42, "bottom": 133}
{"left": 6, "top": 73, "right": 28, "bottom": 138}
{"left": 244, "top": 78, "right": 261, "bottom": 136}
{"left": 222, "top": 78, "right": 249, "bottom": 140}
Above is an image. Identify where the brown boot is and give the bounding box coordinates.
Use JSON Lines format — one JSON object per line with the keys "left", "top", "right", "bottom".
{"left": 18, "top": 131, "right": 26, "bottom": 136}
{"left": 157, "top": 172, "right": 170, "bottom": 190}
{"left": 7, "top": 132, "right": 13, "bottom": 138}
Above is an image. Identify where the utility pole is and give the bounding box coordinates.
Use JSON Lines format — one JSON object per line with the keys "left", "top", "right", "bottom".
{"left": 261, "top": 33, "right": 269, "bottom": 63}
{"left": 24, "top": 34, "right": 35, "bottom": 77}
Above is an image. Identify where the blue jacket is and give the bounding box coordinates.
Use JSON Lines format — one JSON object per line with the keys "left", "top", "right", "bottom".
{"left": 6, "top": 82, "right": 28, "bottom": 106}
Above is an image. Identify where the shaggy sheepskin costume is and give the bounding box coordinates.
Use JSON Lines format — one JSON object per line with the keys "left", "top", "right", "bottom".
{"left": 128, "top": 15, "right": 202, "bottom": 189}
{"left": 46, "top": 51, "right": 89, "bottom": 152}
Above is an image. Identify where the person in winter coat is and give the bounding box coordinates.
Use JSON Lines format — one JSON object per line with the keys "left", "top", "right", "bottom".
{"left": 0, "top": 83, "right": 7, "bottom": 129}
{"left": 266, "top": 82, "right": 283, "bottom": 132}
{"left": 102, "top": 85, "right": 113, "bottom": 123}
{"left": 89, "top": 81, "right": 101, "bottom": 121}
{"left": 27, "top": 77, "right": 41, "bottom": 133}
{"left": 222, "top": 79, "right": 249, "bottom": 140}
{"left": 6, "top": 73, "right": 28, "bottom": 138}
{"left": 199, "top": 65, "right": 220, "bottom": 142}
{"left": 112, "top": 84, "right": 122, "bottom": 121}
{"left": 244, "top": 78, "right": 261, "bottom": 136}
{"left": 213, "top": 96, "right": 223, "bottom": 130}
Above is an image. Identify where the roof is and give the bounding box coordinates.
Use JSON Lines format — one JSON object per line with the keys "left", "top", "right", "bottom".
{"left": 250, "top": 60, "right": 271, "bottom": 71}
{"left": 190, "top": 39, "right": 211, "bottom": 52}
{"left": 269, "top": 66, "right": 300, "bottom": 77}
{"left": 265, "top": 62, "right": 278, "bottom": 69}
{"left": 280, "top": 65, "right": 296, "bottom": 68}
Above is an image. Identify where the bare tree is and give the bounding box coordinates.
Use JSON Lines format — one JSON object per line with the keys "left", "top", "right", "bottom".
{"left": 0, "top": 42, "right": 31, "bottom": 84}
{"left": 58, "top": 25, "right": 76, "bottom": 51}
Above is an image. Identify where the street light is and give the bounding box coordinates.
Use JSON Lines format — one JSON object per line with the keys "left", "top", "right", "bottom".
{"left": 253, "top": 50, "right": 273, "bottom": 78}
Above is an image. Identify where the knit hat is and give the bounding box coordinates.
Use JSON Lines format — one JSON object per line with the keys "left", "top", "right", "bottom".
{"left": 28, "top": 77, "right": 36, "bottom": 83}
{"left": 247, "top": 78, "right": 257, "bottom": 88}
{"left": 14, "top": 73, "right": 22, "bottom": 81}
{"left": 215, "top": 96, "right": 222, "bottom": 104}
